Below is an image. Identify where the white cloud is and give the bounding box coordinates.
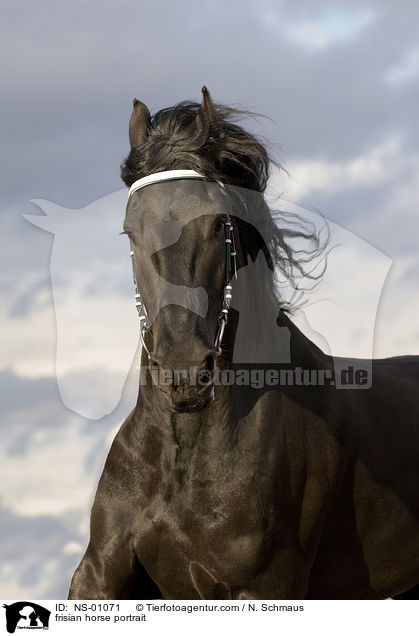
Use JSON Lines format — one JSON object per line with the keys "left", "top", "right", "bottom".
{"left": 62, "top": 541, "right": 83, "bottom": 555}
{"left": 267, "top": 135, "right": 405, "bottom": 202}
{"left": 386, "top": 46, "right": 419, "bottom": 85}
{"left": 263, "top": 8, "right": 375, "bottom": 51}
{"left": 1, "top": 417, "right": 94, "bottom": 518}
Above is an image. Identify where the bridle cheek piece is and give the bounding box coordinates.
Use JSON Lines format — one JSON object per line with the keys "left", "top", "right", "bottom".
{"left": 127, "top": 170, "right": 237, "bottom": 359}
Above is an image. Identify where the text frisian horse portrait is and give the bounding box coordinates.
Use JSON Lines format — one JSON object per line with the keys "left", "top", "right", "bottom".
{"left": 68, "top": 87, "right": 419, "bottom": 600}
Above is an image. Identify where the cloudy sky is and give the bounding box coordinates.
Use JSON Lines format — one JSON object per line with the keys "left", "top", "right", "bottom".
{"left": 1, "top": 0, "right": 419, "bottom": 598}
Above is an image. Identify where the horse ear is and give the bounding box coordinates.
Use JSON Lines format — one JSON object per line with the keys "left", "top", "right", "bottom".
{"left": 129, "top": 99, "right": 150, "bottom": 149}
{"left": 200, "top": 86, "right": 216, "bottom": 122}
{"left": 199, "top": 86, "right": 225, "bottom": 139}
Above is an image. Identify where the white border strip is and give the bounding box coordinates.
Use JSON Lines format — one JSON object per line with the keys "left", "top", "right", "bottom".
{"left": 128, "top": 170, "right": 207, "bottom": 198}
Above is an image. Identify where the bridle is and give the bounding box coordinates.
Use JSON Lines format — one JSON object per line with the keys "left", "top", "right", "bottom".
{"left": 127, "top": 170, "right": 237, "bottom": 359}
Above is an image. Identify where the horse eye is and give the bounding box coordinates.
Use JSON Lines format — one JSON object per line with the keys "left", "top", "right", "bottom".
{"left": 214, "top": 220, "right": 224, "bottom": 234}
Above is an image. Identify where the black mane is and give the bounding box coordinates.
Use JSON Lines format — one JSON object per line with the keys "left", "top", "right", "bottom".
{"left": 121, "top": 99, "right": 328, "bottom": 309}
{"left": 121, "top": 101, "right": 269, "bottom": 192}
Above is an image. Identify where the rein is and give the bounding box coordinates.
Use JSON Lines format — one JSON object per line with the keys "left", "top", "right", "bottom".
{"left": 127, "top": 170, "right": 237, "bottom": 358}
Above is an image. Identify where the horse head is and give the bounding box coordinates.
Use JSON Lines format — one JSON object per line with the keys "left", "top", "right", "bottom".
{"left": 121, "top": 88, "right": 322, "bottom": 412}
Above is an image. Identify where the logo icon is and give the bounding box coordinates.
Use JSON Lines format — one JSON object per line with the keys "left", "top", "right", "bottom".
{"left": 2, "top": 602, "right": 50, "bottom": 633}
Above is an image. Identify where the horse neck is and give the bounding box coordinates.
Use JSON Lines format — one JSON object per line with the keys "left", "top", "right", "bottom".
{"left": 278, "top": 310, "right": 331, "bottom": 370}
{"left": 227, "top": 261, "right": 329, "bottom": 370}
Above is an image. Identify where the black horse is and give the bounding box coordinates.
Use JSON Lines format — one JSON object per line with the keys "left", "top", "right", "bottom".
{"left": 68, "top": 88, "right": 419, "bottom": 600}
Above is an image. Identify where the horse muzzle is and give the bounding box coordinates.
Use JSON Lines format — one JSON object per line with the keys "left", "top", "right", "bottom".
{"left": 159, "top": 375, "right": 215, "bottom": 412}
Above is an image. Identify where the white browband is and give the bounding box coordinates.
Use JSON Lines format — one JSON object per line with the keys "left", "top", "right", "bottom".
{"left": 128, "top": 170, "right": 208, "bottom": 198}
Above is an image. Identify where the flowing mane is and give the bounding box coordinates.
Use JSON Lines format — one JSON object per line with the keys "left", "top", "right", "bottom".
{"left": 121, "top": 93, "right": 328, "bottom": 310}
{"left": 120, "top": 99, "right": 269, "bottom": 191}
